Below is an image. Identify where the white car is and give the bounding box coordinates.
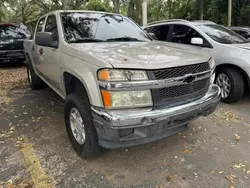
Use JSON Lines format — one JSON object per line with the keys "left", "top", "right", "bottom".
{"left": 144, "top": 19, "right": 250, "bottom": 103}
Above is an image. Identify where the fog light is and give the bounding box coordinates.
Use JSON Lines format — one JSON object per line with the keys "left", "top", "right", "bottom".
{"left": 119, "top": 129, "right": 134, "bottom": 138}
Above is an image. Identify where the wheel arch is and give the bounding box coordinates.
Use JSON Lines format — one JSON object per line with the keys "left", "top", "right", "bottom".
{"left": 63, "top": 71, "right": 103, "bottom": 107}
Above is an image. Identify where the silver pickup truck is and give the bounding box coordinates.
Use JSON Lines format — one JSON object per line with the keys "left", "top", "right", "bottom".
{"left": 24, "top": 10, "right": 221, "bottom": 157}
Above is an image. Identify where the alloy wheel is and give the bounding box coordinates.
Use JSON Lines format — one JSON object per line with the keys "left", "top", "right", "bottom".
{"left": 216, "top": 73, "right": 231, "bottom": 98}
{"left": 69, "top": 107, "right": 86, "bottom": 145}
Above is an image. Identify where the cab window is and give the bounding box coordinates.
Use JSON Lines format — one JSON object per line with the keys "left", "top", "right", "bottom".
{"left": 172, "top": 25, "right": 201, "bottom": 44}
{"left": 172, "top": 24, "right": 211, "bottom": 47}
{"left": 150, "top": 25, "right": 170, "bottom": 41}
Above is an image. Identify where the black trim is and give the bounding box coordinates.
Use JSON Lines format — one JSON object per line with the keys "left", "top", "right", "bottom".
{"left": 146, "top": 62, "right": 210, "bottom": 108}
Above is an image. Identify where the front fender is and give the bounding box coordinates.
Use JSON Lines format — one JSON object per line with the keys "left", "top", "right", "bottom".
{"left": 212, "top": 44, "right": 250, "bottom": 70}
{"left": 60, "top": 53, "right": 105, "bottom": 107}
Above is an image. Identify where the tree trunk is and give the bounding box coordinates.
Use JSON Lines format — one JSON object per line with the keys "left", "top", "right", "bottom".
{"left": 200, "top": 0, "right": 203, "bottom": 20}
{"left": 128, "top": 0, "right": 135, "bottom": 20}
{"left": 168, "top": 0, "right": 172, "bottom": 19}
{"left": 135, "top": 0, "right": 142, "bottom": 25}
{"left": 142, "top": 0, "right": 147, "bottom": 25}
{"left": 128, "top": 0, "right": 142, "bottom": 25}
{"left": 112, "top": 0, "right": 120, "bottom": 13}
{"left": 228, "top": 0, "right": 232, "bottom": 26}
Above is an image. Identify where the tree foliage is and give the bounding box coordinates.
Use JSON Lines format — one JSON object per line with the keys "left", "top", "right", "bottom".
{"left": 84, "top": 0, "right": 108, "bottom": 11}
{"left": 0, "top": 0, "right": 250, "bottom": 27}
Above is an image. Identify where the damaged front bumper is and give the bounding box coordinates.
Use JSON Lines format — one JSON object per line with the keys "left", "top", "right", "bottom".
{"left": 92, "top": 84, "right": 221, "bottom": 149}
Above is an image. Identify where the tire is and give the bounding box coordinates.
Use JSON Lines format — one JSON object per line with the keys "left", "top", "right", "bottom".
{"left": 26, "top": 57, "right": 44, "bottom": 90}
{"left": 216, "top": 68, "right": 245, "bottom": 103}
{"left": 64, "top": 93, "right": 103, "bottom": 158}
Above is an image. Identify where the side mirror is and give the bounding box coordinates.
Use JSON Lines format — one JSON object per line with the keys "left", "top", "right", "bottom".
{"left": 35, "top": 32, "right": 58, "bottom": 48}
{"left": 191, "top": 37, "right": 203, "bottom": 45}
{"left": 148, "top": 32, "right": 157, "bottom": 40}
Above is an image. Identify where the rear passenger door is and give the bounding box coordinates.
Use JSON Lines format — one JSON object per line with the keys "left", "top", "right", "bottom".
{"left": 33, "top": 17, "right": 46, "bottom": 73}
{"left": 149, "top": 25, "right": 172, "bottom": 41}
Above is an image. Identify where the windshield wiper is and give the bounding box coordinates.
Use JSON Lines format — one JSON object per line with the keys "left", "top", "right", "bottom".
{"left": 68, "top": 38, "right": 105, "bottom": 43}
{"left": 106, "top": 37, "right": 145, "bottom": 42}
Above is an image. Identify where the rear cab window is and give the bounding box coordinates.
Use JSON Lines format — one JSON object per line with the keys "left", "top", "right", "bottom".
{"left": 44, "top": 15, "right": 59, "bottom": 42}
{"left": 35, "top": 17, "right": 46, "bottom": 36}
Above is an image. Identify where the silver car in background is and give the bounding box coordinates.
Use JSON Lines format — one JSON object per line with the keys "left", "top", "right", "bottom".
{"left": 144, "top": 20, "right": 250, "bottom": 103}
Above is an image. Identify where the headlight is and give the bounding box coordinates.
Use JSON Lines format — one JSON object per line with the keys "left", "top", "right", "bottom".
{"left": 209, "top": 58, "right": 215, "bottom": 69}
{"left": 98, "top": 69, "right": 152, "bottom": 108}
{"left": 101, "top": 90, "right": 152, "bottom": 109}
{"left": 98, "top": 69, "right": 148, "bottom": 81}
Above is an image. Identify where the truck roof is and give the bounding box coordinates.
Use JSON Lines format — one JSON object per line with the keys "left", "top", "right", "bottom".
{"left": 42, "top": 10, "right": 121, "bottom": 17}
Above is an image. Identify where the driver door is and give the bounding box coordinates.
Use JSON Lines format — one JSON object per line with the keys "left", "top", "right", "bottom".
{"left": 41, "top": 14, "right": 61, "bottom": 91}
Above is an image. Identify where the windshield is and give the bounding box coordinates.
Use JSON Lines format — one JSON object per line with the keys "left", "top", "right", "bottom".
{"left": 61, "top": 12, "right": 151, "bottom": 43}
{"left": 197, "top": 24, "right": 248, "bottom": 44}
{"left": 0, "top": 24, "right": 31, "bottom": 40}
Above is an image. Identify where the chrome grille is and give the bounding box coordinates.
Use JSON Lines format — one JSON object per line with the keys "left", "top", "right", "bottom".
{"left": 152, "top": 62, "right": 210, "bottom": 80}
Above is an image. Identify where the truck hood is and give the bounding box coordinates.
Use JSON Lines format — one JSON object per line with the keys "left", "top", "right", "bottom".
{"left": 68, "top": 41, "right": 211, "bottom": 69}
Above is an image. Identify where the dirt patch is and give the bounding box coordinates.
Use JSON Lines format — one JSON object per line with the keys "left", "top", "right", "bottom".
{"left": 0, "top": 65, "right": 28, "bottom": 104}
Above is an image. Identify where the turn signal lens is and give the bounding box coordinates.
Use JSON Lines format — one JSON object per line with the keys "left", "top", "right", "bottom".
{"left": 98, "top": 70, "right": 109, "bottom": 81}
{"left": 101, "top": 90, "right": 111, "bottom": 108}
{"left": 98, "top": 69, "right": 148, "bottom": 81}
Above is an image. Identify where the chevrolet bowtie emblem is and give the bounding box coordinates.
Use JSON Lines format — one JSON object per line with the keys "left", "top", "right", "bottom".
{"left": 183, "top": 74, "right": 196, "bottom": 83}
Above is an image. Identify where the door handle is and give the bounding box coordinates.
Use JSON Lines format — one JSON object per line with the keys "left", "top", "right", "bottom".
{"left": 39, "top": 48, "right": 43, "bottom": 55}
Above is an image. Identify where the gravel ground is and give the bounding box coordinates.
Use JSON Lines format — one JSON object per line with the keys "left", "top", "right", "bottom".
{"left": 0, "top": 66, "right": 250, "bottom": 188}
{"left": 0, "top": 64, "right": 28, "bottom": 105}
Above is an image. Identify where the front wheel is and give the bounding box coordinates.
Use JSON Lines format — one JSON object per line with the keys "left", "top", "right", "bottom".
{"left": 64, "top": 93, "right": 103, "bottom": 158}
{"left": 215, "top": 68, "right": 245, "bottom": 103}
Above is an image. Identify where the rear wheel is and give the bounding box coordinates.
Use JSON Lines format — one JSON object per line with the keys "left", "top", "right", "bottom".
{"left": 26, "top": 57, "right": 44, "bottom": 90}
{"left": 64, "top": 93, "right": 103, "bottom": 158}
{"left": 216, "top": 68, "right": 245, "bottom": 103}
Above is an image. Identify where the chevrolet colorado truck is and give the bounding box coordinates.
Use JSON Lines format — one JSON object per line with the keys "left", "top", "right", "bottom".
{"left": 23, "top": 10, "right": 221, "bottom": 158}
